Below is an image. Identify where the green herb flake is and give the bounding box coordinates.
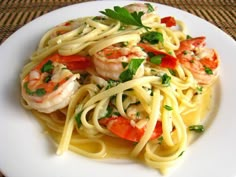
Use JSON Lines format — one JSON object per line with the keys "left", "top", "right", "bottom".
{"left": 35, "top": 88, "right": 46, "bottom": 96}
{"left": 119, "top": 69, "right": 133, "bottom": 82}
{"left": 164, "top": 105, "right": 173, "bottom": 111}
{"left": 178, "top": 151, "right": 185, "bottom": 157}
{"left": 106, "top": 79, "right": 120, "bottom": 89}
{"left": 186, "top": 35, "right": 192, "bottom": 39}
{"left": 122, "top": 62, "right": 129, "bottom": 68}
{"left": 189, "top": 125, "right": 205, "bottom": 133}
{"left": 44, "top": 75, "right": 51, "bottom": 83}
{"left": 136, "top": 112, "right": 140, "bottom": 118}
{"left": 129, "top": 59, "right": 144, "bottom": 73}
{"left": 161, "top": 73, "right": 171, "bottom": 86}
{"left": 100, "top": 6, "right": 150, "bottom": 30}
{"left": 141, "top": 31, "right": 164, "bottom": 44}
{"left": 168, "top": 69, "right": 176, "bottom": 76}
{"left": 122, "top": 94, "right": 128, "bottom": 101}
{"left": 103, "top": 106, "right": 113, "bottom": 118}
{"left": 204, "top": 66, "right": 213, "bottom": 75}
{"left": 183, "top": 50, "right": 188, "bottom": 55}
{"left": 145, "top": 3, "right": 155, "bottom": 13}
{"left": 147, "top": 52, "right": 155, "bottom": 58}
{"left": 41, "top": 60, "right": 54, "bottom": 73}
{"left": 53, "top": 83, "right": 59, "bottom": 91}
{"left": 23, "top": 82, "right": 34, "bottom": 96}
{"left": 150, "top": 54, "right": 164, "bottom": 65}
{"left": 119, "top": 59, "right": 144, "bottom": 82}
{"left": 113, "top": 112, "right": 121, "bottom": 116}
{"left": 23, "top": 82, "right": 46, "bottom": 96}
{"left": 157, "top": 136, "right": 164, "bottom": 145}
{"left": 196, "top": 86, "right": 203, "bottom": 94}
{"left": 75, "top": 111, "right": 83, "bottom": 127}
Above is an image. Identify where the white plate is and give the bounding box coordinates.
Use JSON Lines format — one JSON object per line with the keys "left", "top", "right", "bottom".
{"left": 0, "top": 1, "right": 236, "bottom": 177}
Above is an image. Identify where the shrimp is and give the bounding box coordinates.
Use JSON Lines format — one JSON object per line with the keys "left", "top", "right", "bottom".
{"left": 99, "top": 116, "right": 162, "bottom": 142}
{"left": 21, "top": 53, "right": 92, "bottom": 113}
{"left": 124, "top": 3, "right": 155, "bottom": 14}
{"left": 175, "top": 36, "right": 219, "bottom": 85}
{"left": 93, "top": 45, "right": 148, "bottom": 80}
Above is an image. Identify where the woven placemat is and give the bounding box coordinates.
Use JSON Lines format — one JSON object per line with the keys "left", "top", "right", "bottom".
{"left": 0, "top": 0, "right": 235, "bottom": 44}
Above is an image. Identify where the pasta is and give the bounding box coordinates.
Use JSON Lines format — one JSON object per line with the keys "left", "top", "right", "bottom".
{"left": 20, "top": 3, "right": 220, "bottom": 175}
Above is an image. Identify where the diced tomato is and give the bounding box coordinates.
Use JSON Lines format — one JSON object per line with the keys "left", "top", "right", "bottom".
{"left": 138, "top": 43, "right": 177, "bottom": 69}
{"left": 161, "top": 16, "right": 176, "bottom": 27}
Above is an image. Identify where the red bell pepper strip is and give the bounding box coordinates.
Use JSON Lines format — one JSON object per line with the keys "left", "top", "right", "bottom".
{"left": 99, "top": 116, "right": 162, "bottom": 142}
{"left": 161, "top": 16, "right": 176, "bottom": 27}
{"left": 43, "top": 53, "right": 92, "bottom": 71}
{"left": 138, "top": 43, "right": 177, "bottom": 69}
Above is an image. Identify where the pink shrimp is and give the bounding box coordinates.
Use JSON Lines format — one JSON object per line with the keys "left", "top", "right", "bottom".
{"left": 21, "top": 53, "right": 92, "bottom": 113}
{"left": 93, "top": 45, "right": 147, "bottom": 80}
{"left": 175, "top": 36, "right": 219, "bottom": 85}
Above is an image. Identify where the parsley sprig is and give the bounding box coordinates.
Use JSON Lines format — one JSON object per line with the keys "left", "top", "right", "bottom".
{"left": 100, "top": 6, "right": 150, "bottom": 30}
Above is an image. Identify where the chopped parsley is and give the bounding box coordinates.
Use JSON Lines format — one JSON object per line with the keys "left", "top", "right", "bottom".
{"left": 106, "top": 79, "right": 120, "bottom": 89}
{"left": 196, "top": 86, "right": 203, "bottom": 94}
{"left": 161, "top": 73, "right": 171, "bottom": 86}
{"left": 168, "top": 68, "right": 176, "bottom": 76}
{"left": 35, "top": 88, "right": 46, "bottom": 96}
{"left": 136, "top": 111, "right": 141, "bottom": 118}
{"left": 186, "top": 35, "right": 192, "bottom": 39}
{"left": 23, "top": 82, "right": 34, "bottom": 95}
{"left": 183, "top": 50, "right": 188, "bottom": 55}
{"left": 75, "top": 111, "right": 83, "bottom": 127}
{"left": 164, "top": 105, "right": 173, "bottom": 111}
{"left": 122, "top": 62, "right": 129, "bottom": 68}
{"left": 102, "top": 106, "right": 113, "bottom": 118}
{"left": 23, "top": 82, "right": 46, "bottom": 97}
{"left": 53, "top": 83, "right": 59, "bottom": 91}
{"left": 158, "top": 136, "right": 163, "bottom": 144}
{"left": 147, "top": 52, "right": 155, "bottom": 58}
{"left": 141, "top": 31, "right": 163, "bottom": 44}
{"left": 204, "top": 66, "right": 213, "bottom": 75}
{"left": 41, "top": 60, "right": 54, "bottom": 73}
{"left": 145, "top": 3, "right": 155, "bottom": 13}
{"left": 150, "top": 54, "right": 164, "bottom": 65}
{"left": 119, "top": 59, "right": 144, "bottom": 82}
{"left": 44, "top": 75, "right": 52, "bottom": 83}
{"left": 178, "top": 151, "right": 185, "bottom": 157}
{"left": 189, "top": 125, "right": 205, "bottom": 133}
